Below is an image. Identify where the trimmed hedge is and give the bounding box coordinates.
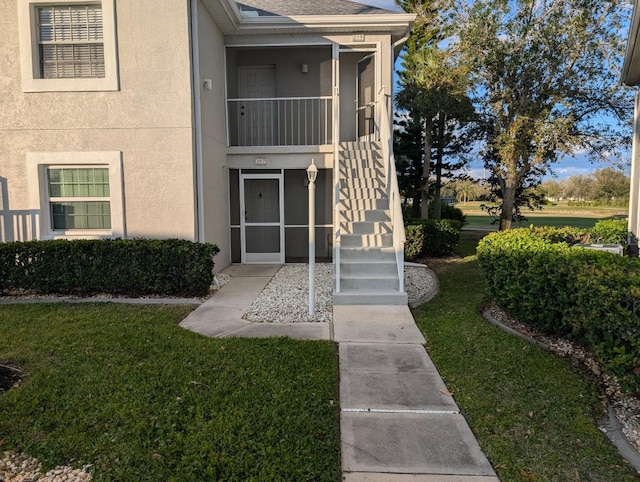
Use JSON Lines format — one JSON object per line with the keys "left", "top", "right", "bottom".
{"left": 405, "top": 219, "right": 462, "bottom": 260}
{"left": 0, "top": 239, "right": 219, "bottom": 297}
{"left": 477, "top": 226, "right": 640, "bottom": 393}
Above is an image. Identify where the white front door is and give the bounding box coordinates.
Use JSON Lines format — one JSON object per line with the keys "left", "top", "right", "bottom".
{"left": 238, "top": 66, "right": 277, "bottom": 146}
{"left": 240, "top": 174, "right": 284, "bottom": 263}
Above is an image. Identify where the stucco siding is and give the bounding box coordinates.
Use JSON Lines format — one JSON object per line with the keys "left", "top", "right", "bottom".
{"left": 197, "top": 0, "right": 232, "bottom": 267}
{"left": 0, "top": 0, "right": 198, "bottom": 242}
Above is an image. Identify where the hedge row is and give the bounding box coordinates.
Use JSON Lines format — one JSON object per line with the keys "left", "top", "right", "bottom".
{"left": 405, "top": 219, "right": 463, "bottom": 260}
{"left": 477, "top": 225, "right": 640, "bottom": 393}
{"left": 0, "top": 239, "right": 219, "bottom": 297}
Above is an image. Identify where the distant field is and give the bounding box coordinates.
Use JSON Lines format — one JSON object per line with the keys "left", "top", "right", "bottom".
{"left": 458, "top": 201, "right": 628, "bottom": 229}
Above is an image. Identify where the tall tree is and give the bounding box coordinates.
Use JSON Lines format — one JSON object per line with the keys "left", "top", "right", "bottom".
{"left": 395, "top": 0, "right": 475, "bottom": 219}
{"left": 456, "top": 0, "right": 632, "bottom": 230}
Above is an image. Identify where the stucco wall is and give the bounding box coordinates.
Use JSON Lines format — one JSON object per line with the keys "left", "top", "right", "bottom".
{"left": 0, "top": 0, "right": 197, "bottom": 241}
{"left": 197, "top": 0, "right": 232, "bottom": 268}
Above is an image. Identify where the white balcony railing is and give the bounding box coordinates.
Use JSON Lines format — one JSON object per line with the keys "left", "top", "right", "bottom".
{"left": 228, "top": 96, "right": 332, "bottom": 147}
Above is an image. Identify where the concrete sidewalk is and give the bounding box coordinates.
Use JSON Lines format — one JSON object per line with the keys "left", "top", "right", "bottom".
{"left": 180, "top": 264, "right": 497, "bottom": 481}
{"left": 334, "top": 305, "right": 497, "bottom": 481}
{"left": 179, "top": 264, "right": 330, "bottom": 340}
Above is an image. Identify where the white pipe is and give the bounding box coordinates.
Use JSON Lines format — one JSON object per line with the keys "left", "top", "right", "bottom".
{"left": 190, "top": 0, "right": 204, "bottom": 242}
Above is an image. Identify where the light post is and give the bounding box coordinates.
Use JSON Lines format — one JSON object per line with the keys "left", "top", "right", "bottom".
{"left": 306, "top": 159, "right": 318, "bottom": 316}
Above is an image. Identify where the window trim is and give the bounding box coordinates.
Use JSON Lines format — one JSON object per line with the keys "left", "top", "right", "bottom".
{"left": 18, "top": 0, "right": 119, "bottom": 92}
{"left": 27, "top": 151, "right": 125, "bottom": 239}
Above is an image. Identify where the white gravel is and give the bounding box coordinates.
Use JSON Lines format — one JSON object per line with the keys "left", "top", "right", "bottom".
{"left": 242, "top": 263, "right": 437, "bottom": 323}
{"left": 0, "top": 451, "right": 92, "bottom": 481}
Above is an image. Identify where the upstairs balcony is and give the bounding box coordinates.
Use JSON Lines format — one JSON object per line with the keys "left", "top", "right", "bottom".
{"left": 227, "top": 96, "right": 333, "bottom": 147}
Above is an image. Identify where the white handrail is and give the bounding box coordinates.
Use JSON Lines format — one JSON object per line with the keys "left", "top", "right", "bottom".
{"left": 378, "top": 88, "right": 406, "bottom": 292}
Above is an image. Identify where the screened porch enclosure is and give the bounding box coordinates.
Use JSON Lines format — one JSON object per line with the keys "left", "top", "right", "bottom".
{"left": 226, "top": 46, "right": 334, "bottom": 147}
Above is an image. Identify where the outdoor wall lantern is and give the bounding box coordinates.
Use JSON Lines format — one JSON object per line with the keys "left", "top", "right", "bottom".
{"left": 301, "top": 63, "right": 309, "bottom": 74}
{"left": 306, "top": 159, "right": 318, "bottom": 316}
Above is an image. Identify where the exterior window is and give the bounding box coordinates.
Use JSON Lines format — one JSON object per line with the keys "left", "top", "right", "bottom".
{"left": 26, "top": 151, "right": 124, "bottom": 239}
{"left": 18, "top": 0, "right": 119, "bottom": 92}
{"left": 47, "top": 167, "right": 111, "bottom": 230}
{"left": 37, "top": 5, "right": 105, "bottom": 79}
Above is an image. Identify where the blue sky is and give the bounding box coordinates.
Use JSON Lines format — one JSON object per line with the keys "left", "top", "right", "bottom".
{"left": 362, "top": 0, "right": 633, "bottom": 181}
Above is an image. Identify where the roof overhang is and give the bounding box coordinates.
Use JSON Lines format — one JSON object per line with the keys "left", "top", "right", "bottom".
{"left": 622, "top": 0, "right": 640, "bottom": 87}
{"left": 200, "top": 0, "right": 415, "bottom": 44}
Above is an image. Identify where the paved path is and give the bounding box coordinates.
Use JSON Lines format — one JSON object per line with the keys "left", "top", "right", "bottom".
{"left": 180, "top": 264, "right": 498, "bottom": 481}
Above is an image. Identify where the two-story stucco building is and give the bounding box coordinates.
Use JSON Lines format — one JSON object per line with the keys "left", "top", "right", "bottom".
{"left": 0, "top": 0, "right": 414, "bottom": 303}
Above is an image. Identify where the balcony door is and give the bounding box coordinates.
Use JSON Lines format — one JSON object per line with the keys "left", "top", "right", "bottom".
{"left": 356, "top": 53, "right": 376, "bottom": 140}
{"left": 238, "top": 66, "right": 276, "bottom": 146}
{"left": 240, "top": 173, "right": 284, "bottom": 263}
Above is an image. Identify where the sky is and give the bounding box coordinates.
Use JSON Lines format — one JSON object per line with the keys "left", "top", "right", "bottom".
{"left": 360, "top": 0, "right": 633, "bottom": 181}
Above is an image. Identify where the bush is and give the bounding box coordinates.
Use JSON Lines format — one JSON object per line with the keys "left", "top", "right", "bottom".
{"left": 0, "top": 239, "right": 219, "bottom": 297}
{"left": 429, "top": 203, "right": 467, "bottom": 224}
{"left": 404, "top": 219, "right": 462, "bottom": 260}
{"left": 588, "top": 218, "right": 628, "bottom": 245}
{"left": 477, "top": 226, "right": 640, "bottom": 393}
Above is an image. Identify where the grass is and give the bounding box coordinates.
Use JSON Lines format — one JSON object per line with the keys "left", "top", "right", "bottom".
{"left": 412, "top": 230, "right": 639, "bottom": 481}
{"left": 459, "top": 200, "right": 627, "bottom": 229}
{"left": 0, "top": 303, "right": 340, "bottom": 481}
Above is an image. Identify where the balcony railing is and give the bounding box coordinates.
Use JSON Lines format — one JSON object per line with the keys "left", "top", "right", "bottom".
{"left": 228, "top": 96, "right": 332, "bottom": 147}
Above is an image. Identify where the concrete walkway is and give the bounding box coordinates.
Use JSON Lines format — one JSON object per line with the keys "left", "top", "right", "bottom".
{"left": 180, "top": 264, "right": 497, "bottom": 481}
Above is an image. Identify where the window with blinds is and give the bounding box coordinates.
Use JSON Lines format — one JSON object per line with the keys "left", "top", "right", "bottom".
{"left": 37, "top": 4, "right": 105, "bottom": 79}
{"left": 47, "top": 167, "right": 111, "bottom": 230}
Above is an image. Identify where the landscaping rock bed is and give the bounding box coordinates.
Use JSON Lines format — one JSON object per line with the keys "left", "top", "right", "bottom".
{"left": 242, "top": 263, "right": 437, "bottom": 323}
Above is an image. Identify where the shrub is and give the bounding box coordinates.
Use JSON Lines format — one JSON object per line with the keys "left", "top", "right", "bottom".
{"left": 429, "top": 203, "right": 467, "bottom": 224}
{"left": 477, "top": 226, "right": 640, "bottom": 394}
{"left": 588, "top": 218, "right": 628, "bottom": 245}
{"left": 0, "top": 239, "right": 219, "bottom": 297}
{"left": 404, "top": 219, "right": 462, "bottom": 259}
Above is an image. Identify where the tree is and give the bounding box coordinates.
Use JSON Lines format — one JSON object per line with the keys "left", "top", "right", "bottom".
{"left": 395, "top": 0, "right": 476, "bottom": 219}
{"left": 539, "top": 179, "right": 565, "bottom": 201}
{"left": 456, "top": 0, "right": 632, "bottom": 230}
{"left": 591, "top": 168, "right": 630, "bottom": 202}
{"left": 565, "top": 174, "right": 596, "bottom": 201}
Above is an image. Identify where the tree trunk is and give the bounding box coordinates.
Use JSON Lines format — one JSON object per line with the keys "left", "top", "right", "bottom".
{"left": 500, "top": 182, "right": 516, "bottom": 231}
{"left": 411, "top": 194, "right": 421, "bottom": 218}
{"left": 433, "top": 115, "right": 445, "bottom": 220}
{"left": 420, "top": 118, "right": 433, "bottom": 219}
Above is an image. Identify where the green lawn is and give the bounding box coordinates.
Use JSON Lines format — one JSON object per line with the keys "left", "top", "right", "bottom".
{"left": 0, "top": 303, "right": 340, "bottom": 481}
{"left": 411, "top": 231, "right": 639, "bottom": 481}
{"left": 459, "top": 201, "right": 627, "bottom": 229}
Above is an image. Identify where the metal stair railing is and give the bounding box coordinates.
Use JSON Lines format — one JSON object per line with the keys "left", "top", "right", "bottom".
{"left": 378, "top": 87, "right": 406, "bottom": 292}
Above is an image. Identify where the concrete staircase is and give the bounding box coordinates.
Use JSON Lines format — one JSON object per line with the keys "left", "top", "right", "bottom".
{"left": 333, "top": 141, "right": 407, "bottom": 305}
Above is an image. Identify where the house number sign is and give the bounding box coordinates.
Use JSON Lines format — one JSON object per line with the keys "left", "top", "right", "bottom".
{"left": 255, "top": 157, "right": 267, "bottom": 166}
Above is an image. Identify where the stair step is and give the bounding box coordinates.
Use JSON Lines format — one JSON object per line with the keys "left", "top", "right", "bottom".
{"left": 339, "top": 246, "right": 397, "bottom": 261}
{"left": 342, "top": 233, "right": 393, "bottom": 248}
{"left": 340, "top": 275, "right": 399, "bottom": 291}
{"left": 339, "top": 167, "right": 385, "bottom": 180}
{"left": 340, "top": 187, "right": 386, "bottom": 200}
{"left": 339, "top": 158, "right": 384, "bottom": 169}
{"left": 340, "top": 178, "right": 384, "bottom": 189}
{"left": 333, "top": 289, "right": 408, "bottom": 305}
{"left": 340, "top": 209, "right": 391, "bottom": 223}
{"left": 340, "top": 221, "right": 392, "bottom": 235}
{"left": 340, "top": 259, "right": 398, "bottom": 276}
{"left": 339, "top": 141, "right": 382, "bottom": 150}
{"left": 339, "top": 198, "right": 389, "bottom": 211}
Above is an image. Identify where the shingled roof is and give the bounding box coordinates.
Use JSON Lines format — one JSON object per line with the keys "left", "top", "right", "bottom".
{"left": 236, "top": 0, "right": 397, "bottom": 17}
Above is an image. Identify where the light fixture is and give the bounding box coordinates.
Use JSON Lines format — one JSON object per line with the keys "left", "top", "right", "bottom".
{"left": 306, "top": 159, "right": 318, "bottom": 183}
{"left": 301, "top": 63, "right": 309, "bottom": 74}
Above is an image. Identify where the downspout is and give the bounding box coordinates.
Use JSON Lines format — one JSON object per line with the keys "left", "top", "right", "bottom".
{"left": 626, "top": 86, "right": 640, "bottom": 256}
{"left": 190, "top": 0, "right": 205, "bottom": 242}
